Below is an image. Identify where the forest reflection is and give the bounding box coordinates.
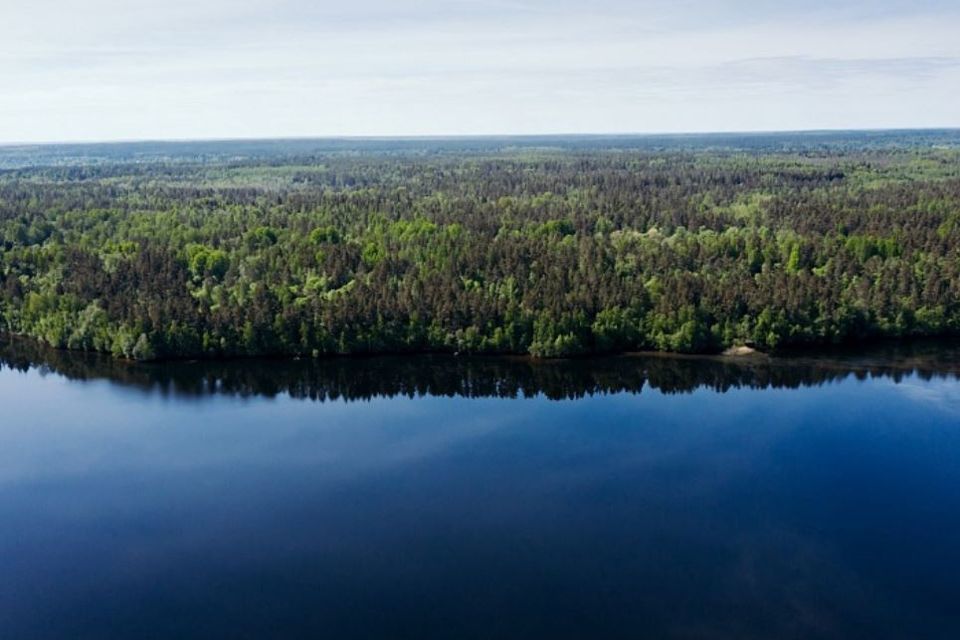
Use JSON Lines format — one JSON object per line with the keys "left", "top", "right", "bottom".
{"left": 2, "top": 336, "right": 958, "bottom": 403}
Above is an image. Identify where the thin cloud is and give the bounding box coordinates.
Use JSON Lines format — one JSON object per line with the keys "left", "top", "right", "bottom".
{"left": 0, "top": 1, "right": 958, "bottom": 141}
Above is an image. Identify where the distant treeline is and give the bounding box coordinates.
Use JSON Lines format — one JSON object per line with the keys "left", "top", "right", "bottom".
{"left": 1, "top": 133, "right": 960, "bottom": 360}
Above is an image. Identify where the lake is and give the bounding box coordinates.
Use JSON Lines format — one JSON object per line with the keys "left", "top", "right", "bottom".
{"left": 1, "top": 337, "right": 959, "bottom": 639}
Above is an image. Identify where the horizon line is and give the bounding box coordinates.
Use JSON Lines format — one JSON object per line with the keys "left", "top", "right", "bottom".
{"left": 2, "top": 126, "right": 959, "bottom": 149}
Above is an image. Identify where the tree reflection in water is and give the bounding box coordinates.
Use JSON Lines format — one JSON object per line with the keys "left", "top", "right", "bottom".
{"left": 2, "top": 335, "right": 958, "bottom": 403}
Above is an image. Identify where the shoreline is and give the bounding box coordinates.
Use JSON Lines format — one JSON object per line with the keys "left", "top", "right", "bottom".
{"left": 3, "top": 330, "right": 958, "bottom": 369}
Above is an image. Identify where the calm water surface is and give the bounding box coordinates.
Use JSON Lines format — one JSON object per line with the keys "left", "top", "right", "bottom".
{"left": 1, "top": 339, "right": 959, "bottom": 639}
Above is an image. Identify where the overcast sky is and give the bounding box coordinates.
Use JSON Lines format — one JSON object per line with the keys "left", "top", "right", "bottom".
{"left": 2, "top": 0, "right": 958, "bottom": 142}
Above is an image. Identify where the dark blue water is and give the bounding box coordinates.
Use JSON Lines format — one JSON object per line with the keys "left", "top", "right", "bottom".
{"left": 1, "top": 340, "right": 959, "bottom": 639}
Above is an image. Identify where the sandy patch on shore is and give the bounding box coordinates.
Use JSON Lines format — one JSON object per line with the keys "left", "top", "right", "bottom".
{"left": 722, "top": 345, "right": 759, "bottom": 357}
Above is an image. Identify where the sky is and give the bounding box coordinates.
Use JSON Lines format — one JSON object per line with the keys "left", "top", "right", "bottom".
{"left": 1, "top": 0, "right": 958, "bottom": 143}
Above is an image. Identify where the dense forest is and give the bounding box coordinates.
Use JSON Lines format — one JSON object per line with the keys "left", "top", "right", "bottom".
{"left": 1, "top": 131, "right": 959, "bottom": 360}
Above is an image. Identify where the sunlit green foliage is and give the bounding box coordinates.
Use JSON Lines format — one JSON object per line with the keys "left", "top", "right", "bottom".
{"left": 1, "top": 135, "right": 959, "bottom": 360}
